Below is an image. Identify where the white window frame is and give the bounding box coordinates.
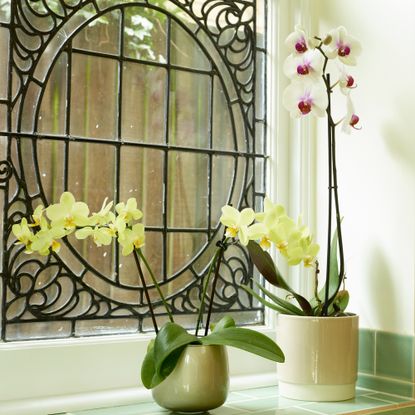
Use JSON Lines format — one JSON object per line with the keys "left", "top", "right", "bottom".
{"left": 0, "top": 1, "right": 314, "bottom": 414}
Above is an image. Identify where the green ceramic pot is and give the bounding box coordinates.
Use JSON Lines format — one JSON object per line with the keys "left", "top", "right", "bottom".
{"left": 152, "top": 344, "right": 229, "bottom": 413}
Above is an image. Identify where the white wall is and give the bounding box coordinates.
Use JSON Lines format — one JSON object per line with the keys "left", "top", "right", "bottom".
{"left": 313, "top": 0, "right": 415, "bottom": 334}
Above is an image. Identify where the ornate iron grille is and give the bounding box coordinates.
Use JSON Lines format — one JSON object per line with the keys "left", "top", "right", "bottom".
{"left": 0, "top": 0, "right": 268, "bottom": 341}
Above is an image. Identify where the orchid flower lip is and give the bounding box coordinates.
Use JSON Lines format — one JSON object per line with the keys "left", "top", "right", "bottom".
{"left": 295, "top": 39, "right": 307, "bottom": 53}
{"left": 297, "top": 64, "right": 310, "bottom": 75}
{"left": 298, "top": 101, "right": 312, "bottom": 115}
{"left": 338, "top": 44, "right": 351, "bottom": 57}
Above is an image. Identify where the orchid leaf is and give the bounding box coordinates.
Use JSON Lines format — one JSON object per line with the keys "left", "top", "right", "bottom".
{"left": 241, "top": 284, "right": 297, "bottom": 315}
{"left": 141, "top": 340, "right": 158, "bottom": 389}
{"left": 247, "top": 241, "right": 285, "bottom": 287}
{"left": 318, "top": 228, "right": 343, "bottom": 310}
{"left": 211, "top": 315, "right": 236, "bottom": 332}
{"left": 201, "top": 327, "right": 285, "bottom": 363}
{"left": 247, "top": 241, "right": 312, "bottom": 315}
{"left": 141, "top": 322, "right": 200, "bottom": 388}
{"left": 332, "top": 290, "right": 349, "bottom": 314}
{"left": 253, "top": 281, "right": 305, "bottom": 315}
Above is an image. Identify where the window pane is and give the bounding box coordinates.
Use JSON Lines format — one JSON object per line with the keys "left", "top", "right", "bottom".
{"left": 167, "top": 151, "right": 208, "bottom": 228}
{"left": 0, "top": 0, "right": 267, "bottom": 340}
{"left": 122, "top": 63, "right": 166, "bottom": 144}
{"left": 169, "top": 70, "right": 210, "bottom": 149}
{"left": 70, "top": 55, "right": 118, "bottom": 140}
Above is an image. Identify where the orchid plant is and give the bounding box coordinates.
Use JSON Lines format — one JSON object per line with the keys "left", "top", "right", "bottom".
{"left": 218, "top": 26, "right": 362, "bottom": 317}
{"left": 12, "top": 192, "right": 284, "bottom": 389}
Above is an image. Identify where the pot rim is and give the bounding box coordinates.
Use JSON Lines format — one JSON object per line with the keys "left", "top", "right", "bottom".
{"left": 185, "top": 343, "right": 226, "bottom": 348}
{"left": 277, "top": 313, "right": 358, "bottom": 321}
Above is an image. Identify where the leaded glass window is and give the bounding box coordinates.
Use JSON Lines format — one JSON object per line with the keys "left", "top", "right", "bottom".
{"left": 0, "top": 0, "right": 268, "bottom": 341}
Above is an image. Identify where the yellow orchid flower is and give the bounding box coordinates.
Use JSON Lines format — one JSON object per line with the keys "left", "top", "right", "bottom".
{"left": 118, "top": 223, "right": 146, "bottom": 256}
{"left": 12, "top": 218, "right": 34, "bottom": 249}
{"left": 89, "top": 198, "right": 114, "bottom": 226}
{"left": 107, "top": 212, "right": 127, "bottom": 237}
{"left": 115, "top": 198, "right": 143, "bottom": 223}
{"left": 220, "top": 205, "right": 255, "bottom": 245}
{"left": 30, "top": 224, "right": 67, "bottom": 256}
{"left": 30, "top": 204, "right": 45, "bottom": 227}
{"left": 75, "top": 226, "right": 113, "bottom": 247}
{"left": 46, "top": 192, "right": 90, "bottom": 230}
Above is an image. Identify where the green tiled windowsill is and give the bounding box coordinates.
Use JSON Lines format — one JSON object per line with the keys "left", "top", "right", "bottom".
{"left": 61, "top": 385, "right": 415, "bottom": 415}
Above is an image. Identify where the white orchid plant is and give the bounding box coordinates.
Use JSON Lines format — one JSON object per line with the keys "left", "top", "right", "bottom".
{"left": 218, "top": 26, "right": 362, "bottom": 317}
{"left": 12, "top": 192, "right": 284, "bottom": 389}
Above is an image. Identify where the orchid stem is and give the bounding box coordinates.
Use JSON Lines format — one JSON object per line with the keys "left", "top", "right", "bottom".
{"left": 322, "top": 73, "right": 333, "bottom": 316}
{"left": 133, "top": 249, "right": 158, "bottom": 333}
{"left": 195, "top": 248, "right": 220, "bottom": 336}
{"left": 330, "top": 125, "right": 345, "bottom": 287}
{"left": 204, "top": 233, "right": 227, "bottom": 336}
{"left": 314, "top": 260, "right": 322, "bottom": 309}
{"left": 138, "top": 249, "right": 174, "bottom": 323}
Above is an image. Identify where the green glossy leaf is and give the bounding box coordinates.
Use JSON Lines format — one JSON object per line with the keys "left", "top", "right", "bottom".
{"left": 141, "top": 339, "right": 156, "bottom": 389}
{"left": 201, "top": 327, "right": 285, "bottom": 363}
{"left": 247, "top": 241, "right": 284, "bottom": 287}
{"left": 247, "top": 241, "right": 312, "bottom": 315}
{"left": 318, "top": 228, "right": 345, "bottom": 312}
{"left": 332, "top": 290, "right": 349, "bottom": 314}
{"left": 253, "top": 282, "right": 305, "bottom": 315}
{"left": 143, "top": 322, "right": 199, "bottom": 388}
{"left": 211, "top": 315, "right": 236, "bottom": 332}
{"left": 241, "top": 284, "right": 295, "bottom": 314}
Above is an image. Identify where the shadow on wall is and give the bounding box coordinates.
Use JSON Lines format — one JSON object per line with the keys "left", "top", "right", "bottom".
{"left": 382, "top": 99, "right": 415, "bottom": 173}
{"left": 366, "top": 245, "right": 398, "bottom": 330}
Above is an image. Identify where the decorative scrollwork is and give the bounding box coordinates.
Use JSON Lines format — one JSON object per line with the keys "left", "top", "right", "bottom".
{"left": 1, "top": 0, "right": 266, "bottom": 340}
{"left": 0, "top": 160, "right": 13, "bottom": 184}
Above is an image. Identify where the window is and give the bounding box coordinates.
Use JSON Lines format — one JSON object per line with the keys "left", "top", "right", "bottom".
{"left": 0, "top": 0, "right": 268, "bottom": 341}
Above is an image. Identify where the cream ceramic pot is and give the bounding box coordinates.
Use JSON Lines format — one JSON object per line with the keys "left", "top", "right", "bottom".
{"left": 277, "top": 314, "right": 359, "bottom": 402}
{"left": 152, "top": 344, "right": 229, "bottom": 412}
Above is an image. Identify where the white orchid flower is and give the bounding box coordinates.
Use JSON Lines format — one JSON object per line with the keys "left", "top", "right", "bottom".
{"left": 220, "top": 206, "right": 255, "bottom": 246}
{"left": 283, "top": 80, "right": 328, "bottom": 118}
{"left": 283, "top": 49, "right": 324, "bottom": 80}
{"left": 285, "top": 25, "right": 309, "bottom": 54}
{"left": 342, "top": 97, "right": 361, "bottom": 134}
{"left": 338, "top": 65, "right": 356, "bottom": 95}
{"left": 325, "top": 26, "right": 361, "bottom": 66}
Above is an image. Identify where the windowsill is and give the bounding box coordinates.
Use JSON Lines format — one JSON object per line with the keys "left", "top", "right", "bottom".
{"left": 57, "top": 384, "right": 415, "bottom": 415}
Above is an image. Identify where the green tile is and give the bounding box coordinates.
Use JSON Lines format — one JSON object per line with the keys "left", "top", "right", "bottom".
{"left": 253, "top": 409, "right": 321, "bottom": 415}
{"left": 355, "top": 387, "right": 376, "bottom": 396}
{"left": 225, "top": 391, "right": 253, "bottom": 403}
{"left": 374, "top": 406, "right": 415, "bottom": 415}
{"left": 376, "top": 332, "right": 413, "bottom": 381}
{"left": 227, "top": 397, "right": 278, "bottom": 412}
{"left": 210, "top": 406, "right": 247, "bottom": 415}
{"left": 365, "top": 392, "right": 413, "bottom": 403}
{"left": 234, "top": 386, "right": 278, "bottom": 399}
{"left": 358, "top": 374, "right": 414, "bottom": 398}
{"left": 359, "top": 328, "right": 375, "bottom": 374}
{"left": 304, "top": 395, "right": 392, "bottom": 415}
{"left": 70, "top": 402, "right": 167, "bottom": 415}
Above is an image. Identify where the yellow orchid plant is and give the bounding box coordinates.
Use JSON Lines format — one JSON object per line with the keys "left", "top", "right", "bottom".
{"left": 220, "top": 198, "right": 332, "bottom": 315}
{"left": 12, "top": 192, "right": 284, "bottom": 389}
{"left": 218, "top": 197, "right": 347, "bottom": 317}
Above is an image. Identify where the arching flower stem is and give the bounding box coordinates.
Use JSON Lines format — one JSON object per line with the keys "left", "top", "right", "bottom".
{"left": 204, "top": 234, "right": 228, "bottom": 336}
{"left": 195, "top": 248, "right": 220, "bottom": 336}
{"left": 194, "top": 230, "right": 228, "bottom": 337}
{"left": 137, "top": 248, "right": 174, "bottom": 323}
{"left": 133, "top": 249, "right": 159, "bottom": 333}
{"left": 320, "top": 70, "right": 346, "bottom": 315}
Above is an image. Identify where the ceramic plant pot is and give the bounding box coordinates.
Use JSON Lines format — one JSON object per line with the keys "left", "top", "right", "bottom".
{"left": 277, "top": 314, "right": 359, "bottom": 402}
{"left": 152, "top": 344, "right": 229, "bottom": 412}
